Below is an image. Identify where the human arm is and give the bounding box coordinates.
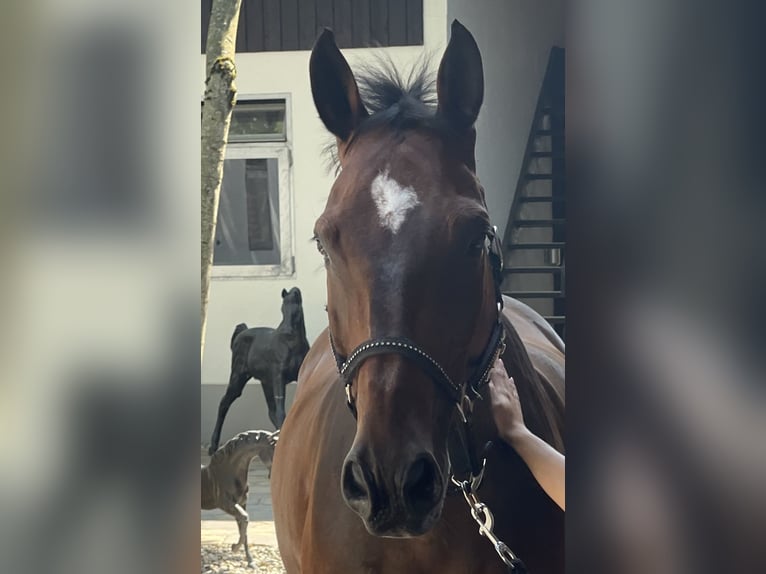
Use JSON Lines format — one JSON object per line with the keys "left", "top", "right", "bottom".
{"left": 487, "top": 358, "right": 565, "bottom": 510}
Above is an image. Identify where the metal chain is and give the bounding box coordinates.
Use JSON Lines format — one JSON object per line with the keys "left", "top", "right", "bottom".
{"left": 451, "top": 477, "right": 527, "bottom": 573}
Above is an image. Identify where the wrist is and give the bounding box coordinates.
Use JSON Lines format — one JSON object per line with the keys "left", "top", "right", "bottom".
{"left": 502, "top": 424, "right": 532, "bottom": 448}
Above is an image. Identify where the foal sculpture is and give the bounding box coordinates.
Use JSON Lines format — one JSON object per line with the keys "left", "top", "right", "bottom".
{"left": 209, "top": 287, "right": 309, "bottom": 455}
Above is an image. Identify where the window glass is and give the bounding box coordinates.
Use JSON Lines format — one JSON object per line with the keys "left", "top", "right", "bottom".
{"left": 228, "top": 101, "right": 286, "bottom": 142}
{"left": 214, "top": 158, "right": 281, "bottom": 266}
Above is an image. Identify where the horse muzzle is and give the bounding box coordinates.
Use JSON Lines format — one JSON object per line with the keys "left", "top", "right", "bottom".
{"left": 341, "top": 449, "right": 446, "bottom": 537}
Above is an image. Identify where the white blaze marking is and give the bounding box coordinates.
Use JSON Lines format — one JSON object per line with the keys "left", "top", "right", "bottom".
{"left": 370, "top": 170, "right": 420, "bottom": 233}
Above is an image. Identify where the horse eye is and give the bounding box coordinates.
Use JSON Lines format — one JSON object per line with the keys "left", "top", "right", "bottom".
{"left": 469, "top": 234, "right": 489, "bottom": 253}
{"left": 313, "top": 235, "right": 329, "bottom": 260}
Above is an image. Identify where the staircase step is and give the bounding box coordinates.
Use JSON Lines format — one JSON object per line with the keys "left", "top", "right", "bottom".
{"left": 534, "top": 132, "right": 564, "bottom": 140}
{"left": 513, "top": 219, "right": 565, "bottom": 228}
{"left": 506, "top": 291, "right": 565, "bottom": 298}
{"left": 529, "top": 151, "right": 562, "bottom": 159}
{"left": 519, "top": 195, "right": 565, "bottom": 203}
{"left": 543, "top": 316, "right": 566, "bottom": 324}
{"left": 504, "top": 266, "right": 563, "bottom": 274}
{"left": 525, "top": 173, "right": 563, "bottom": 181}
{"left": 507, "top": 242, "right": 565, "bottom": 250}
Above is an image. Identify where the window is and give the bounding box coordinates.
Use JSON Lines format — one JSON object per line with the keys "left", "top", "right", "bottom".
{"left": 227, "top": 101, "right": 286, "bottom": 142}
{"left": 212, "top": 98, "right": 293, "bottom": 278}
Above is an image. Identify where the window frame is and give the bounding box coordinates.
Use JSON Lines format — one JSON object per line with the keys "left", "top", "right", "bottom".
{"left": 227, "top": 100, "right": 287, "bottom": 143}
{"left": 211, "top": 94, "right": 294, "bottom": 280}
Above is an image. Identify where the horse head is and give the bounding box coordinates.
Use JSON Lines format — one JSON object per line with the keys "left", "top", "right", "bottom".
{"left": 280, "top": 287, "right": 305, "bottom": 329}
{"left": 310, "top": 22, "right": 497, "bottom": 537}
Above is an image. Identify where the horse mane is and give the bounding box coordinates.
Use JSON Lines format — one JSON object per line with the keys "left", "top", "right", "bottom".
{"left": 322, "top": 54, "right": 441, "bottom": 172}
{"left": 231, "top": 323, "right": 248, "bottom": 350}
{"left": 208, "top": 429, "right": 276, "bottom": 470}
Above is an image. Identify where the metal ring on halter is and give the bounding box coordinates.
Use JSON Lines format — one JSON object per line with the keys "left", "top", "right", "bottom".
{"left": 450, "top": 456, "right": 486, "bottom": 493}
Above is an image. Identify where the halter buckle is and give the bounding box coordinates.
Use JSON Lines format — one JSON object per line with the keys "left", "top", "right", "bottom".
{"left": 459, "top": 393, "right": 475, "bottom": 420}
{"left": 470, "top": 457, "right": 487, "bottom": 491}
{"left": 345, "top": 384, "right": 353, "bottom": 406}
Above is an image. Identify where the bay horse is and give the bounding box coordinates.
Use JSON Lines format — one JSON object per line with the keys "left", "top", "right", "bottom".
{"left": 272, "top": 21, "right": 565, "bottom": 573}
{"left": 209, "top": 287, "right": 309, "bottom": 455}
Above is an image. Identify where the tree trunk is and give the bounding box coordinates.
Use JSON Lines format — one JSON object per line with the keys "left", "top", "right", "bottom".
{"left": 201, "top": 0, "right": 243, "bottom": 361}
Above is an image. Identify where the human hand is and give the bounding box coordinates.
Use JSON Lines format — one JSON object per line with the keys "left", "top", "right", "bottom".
{"left": 487, "top": 358, "right": 528, "bottom": 444}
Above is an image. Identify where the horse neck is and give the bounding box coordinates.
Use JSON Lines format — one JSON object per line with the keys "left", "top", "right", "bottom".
{"left": 277, "top": 311, "right": 306, "bottom": 341}
{"left": 498, "top": 315, "right": 564, "bottom": 451}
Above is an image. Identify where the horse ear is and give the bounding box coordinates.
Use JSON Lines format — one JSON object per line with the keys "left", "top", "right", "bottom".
{"left": 436, "top": 21, "right": 484, "bottom": 169}
{"left": 282, "top": 288, "right": 288, "bottom": 298}
{"left": 310, "top": 29, "right": 368, "bottom": 144}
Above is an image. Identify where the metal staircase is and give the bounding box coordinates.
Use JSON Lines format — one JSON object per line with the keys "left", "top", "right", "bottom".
{"left": 502, "top": 47, "right": 566, "bottom": 340}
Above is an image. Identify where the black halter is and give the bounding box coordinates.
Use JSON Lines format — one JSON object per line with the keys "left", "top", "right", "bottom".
{"left": 327, "top": 226, "right": 506, "bottom": 432}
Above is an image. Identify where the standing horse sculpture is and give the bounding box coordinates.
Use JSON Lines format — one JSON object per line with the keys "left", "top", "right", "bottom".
{"left": 209, "top": 287, "right": 309, "bottom": 455}
{"left": 272, "top": 22, "right": 565, "bottom": 574}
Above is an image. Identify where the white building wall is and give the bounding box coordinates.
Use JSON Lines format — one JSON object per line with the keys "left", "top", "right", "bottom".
{"left": 201, "top": 0, "right": 449, "bottom": 444}
{"left": 447, "top": 0, "right": 564, "bottom": 239}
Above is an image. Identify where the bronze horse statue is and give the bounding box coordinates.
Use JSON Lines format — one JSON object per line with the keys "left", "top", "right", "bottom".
{"left": 201, "top": 430, "right": 278, "bottom": 567}
{"left": 272, "top": 22, "right": 564, "bottom": 573}
{"left": 209, "top": 287, "right": 309, "bottom": 455}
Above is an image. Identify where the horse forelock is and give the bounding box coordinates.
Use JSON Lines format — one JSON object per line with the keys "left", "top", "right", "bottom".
{"left": 322, "top": 54, "right": 448, "bottom": 174}
{"left": 355, "top": 54, "right": 436, "bottom": 114}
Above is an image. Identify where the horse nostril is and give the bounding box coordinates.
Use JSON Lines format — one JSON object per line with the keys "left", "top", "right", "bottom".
{"left": 342, "top": 458, "right": 369, "bottom": 503}
{"left": 402, "top": 456, "right": 440, "bottom": 516}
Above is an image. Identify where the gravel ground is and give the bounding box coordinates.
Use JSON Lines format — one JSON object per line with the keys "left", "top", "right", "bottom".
{"left": 201, "top": 543, "right": 286, "bottom": 574}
